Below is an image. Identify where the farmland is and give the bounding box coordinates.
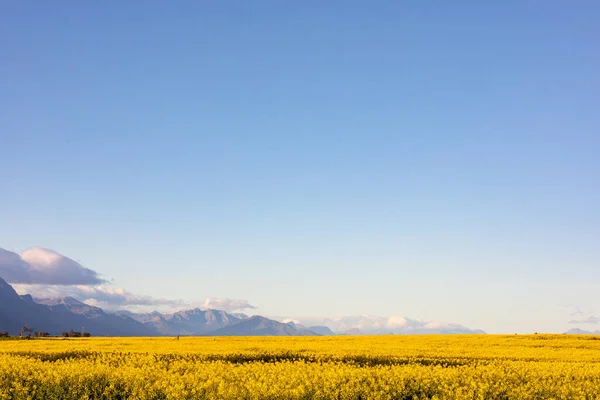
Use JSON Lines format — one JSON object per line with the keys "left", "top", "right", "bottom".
{"left": 1, "top": 334, "right": 599, "bottom": 399}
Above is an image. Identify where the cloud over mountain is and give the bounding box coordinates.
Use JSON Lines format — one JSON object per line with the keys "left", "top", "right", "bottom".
{"left": 12, "top": 283, "right": 256, "bottom": 313}
{"left": 0, "top": 247, "right": 105, "bottom": 285}
{"left": 12, "top": 284, "right": 186, "bottom": 311}
{"left": 201, "top": 297, "right": 257, "bottom": 312}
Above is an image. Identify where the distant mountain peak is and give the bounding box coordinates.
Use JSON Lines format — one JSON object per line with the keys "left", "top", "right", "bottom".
{"left": 19, "top": 294, "right": 35, "bottom": 303}
{"left": 566, "top": 328, "right": 600, "bottom": 335}
{"left": 0, "top": 276, "right": 19, "bottom": 299}
{"left": 37, "top": 296, "right": 87, "bottom": 307}
{"left": 309, "top": 325, "right": 335, "bottom": 336}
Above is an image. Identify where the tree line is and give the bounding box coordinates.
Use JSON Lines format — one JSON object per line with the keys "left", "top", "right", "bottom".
{"left": 0, "top": 326, "right": 91, "bottom": 338}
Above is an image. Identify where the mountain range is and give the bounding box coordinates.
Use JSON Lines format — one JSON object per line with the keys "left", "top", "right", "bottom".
{"left": 0, "top": 277, "right": 324, "bottom": 336}
{"left": 118, "top": 308, "right": 242, "bottom": 335}
{"left": 0, "top": 276, "right": 484, "bottom": 336}
{"left": 0, "top": 277, "right": 152, "bottom": 336}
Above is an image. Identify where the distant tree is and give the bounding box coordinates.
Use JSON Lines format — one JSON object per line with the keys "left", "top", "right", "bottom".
{"left": 19, "top": 325, "right": 34, "bottom": 338}
{"left": 69, "top": 329, "right": 81, "bottom": 338}
{"left": 82, "top": 332, "right": 91, "bottom": 337}
{"left": 61, "top": 332, "right": 69, "bottom": 338}
{"left": 35, "top": 331, "right": 50, "bottom": 338}
{"left": 0, "top": 331, "right": 9, "bottom": 338}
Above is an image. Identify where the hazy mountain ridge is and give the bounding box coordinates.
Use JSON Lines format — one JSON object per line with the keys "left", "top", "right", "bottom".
{"left": 308, "top": 325, "right": 336, "bottom": 336}
{"left": 209, "top": 316, "right": 318, "bottom": 336}
{"left": 125, "top": 308, "right": 242, "bottom": 335}
{"left": 121, "top": 310, "right": 317, "bottom": 336}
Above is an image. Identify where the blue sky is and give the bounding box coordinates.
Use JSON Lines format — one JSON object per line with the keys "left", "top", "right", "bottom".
{"left": 1, "top": 1, "right": 599, "bottom": 333}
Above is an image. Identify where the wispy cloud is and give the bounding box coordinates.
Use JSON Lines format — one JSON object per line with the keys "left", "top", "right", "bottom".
{"left": 569, "top": 316, "right": 600, "bottom": 325}
{"left": 0, "top": 247, "right": 106, "bottom": 285}
{"left": 564, "top": 304, "right": 585, "bottom": 317}
{"left": 570, "top": 310, "right": 585, "bottom": 317}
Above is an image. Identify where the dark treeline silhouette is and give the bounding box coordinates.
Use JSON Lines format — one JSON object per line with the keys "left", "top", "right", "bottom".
{"left": 61, "top": 330, "right": 91, "bottom": 338}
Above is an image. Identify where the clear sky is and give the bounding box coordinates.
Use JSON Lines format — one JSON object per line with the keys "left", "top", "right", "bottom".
{"left": 1, "top": 1, "right": 599, "bottom": 334}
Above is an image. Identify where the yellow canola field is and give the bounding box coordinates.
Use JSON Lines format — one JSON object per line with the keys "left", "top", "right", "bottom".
{"left": 1, "top": 334, "right": 600, "bottom": 399}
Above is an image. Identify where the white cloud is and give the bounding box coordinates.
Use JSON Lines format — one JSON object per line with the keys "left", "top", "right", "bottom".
{"left": 200, "top": 297, "right": 257, "bottom": 312}
{"left": 0, "top": 247, "right": 105, "bottom": 285}
{"left": 386, "top": 316, "right": 408, "bottom": 329}
{"left": 281, "top": 318, "right": 301, "bottom": 325}
{"left": 424, "top": 321, "right": 442, "bottom": 329}
{"left": 79, "top": 298, "right": 116, "bottom": 310}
